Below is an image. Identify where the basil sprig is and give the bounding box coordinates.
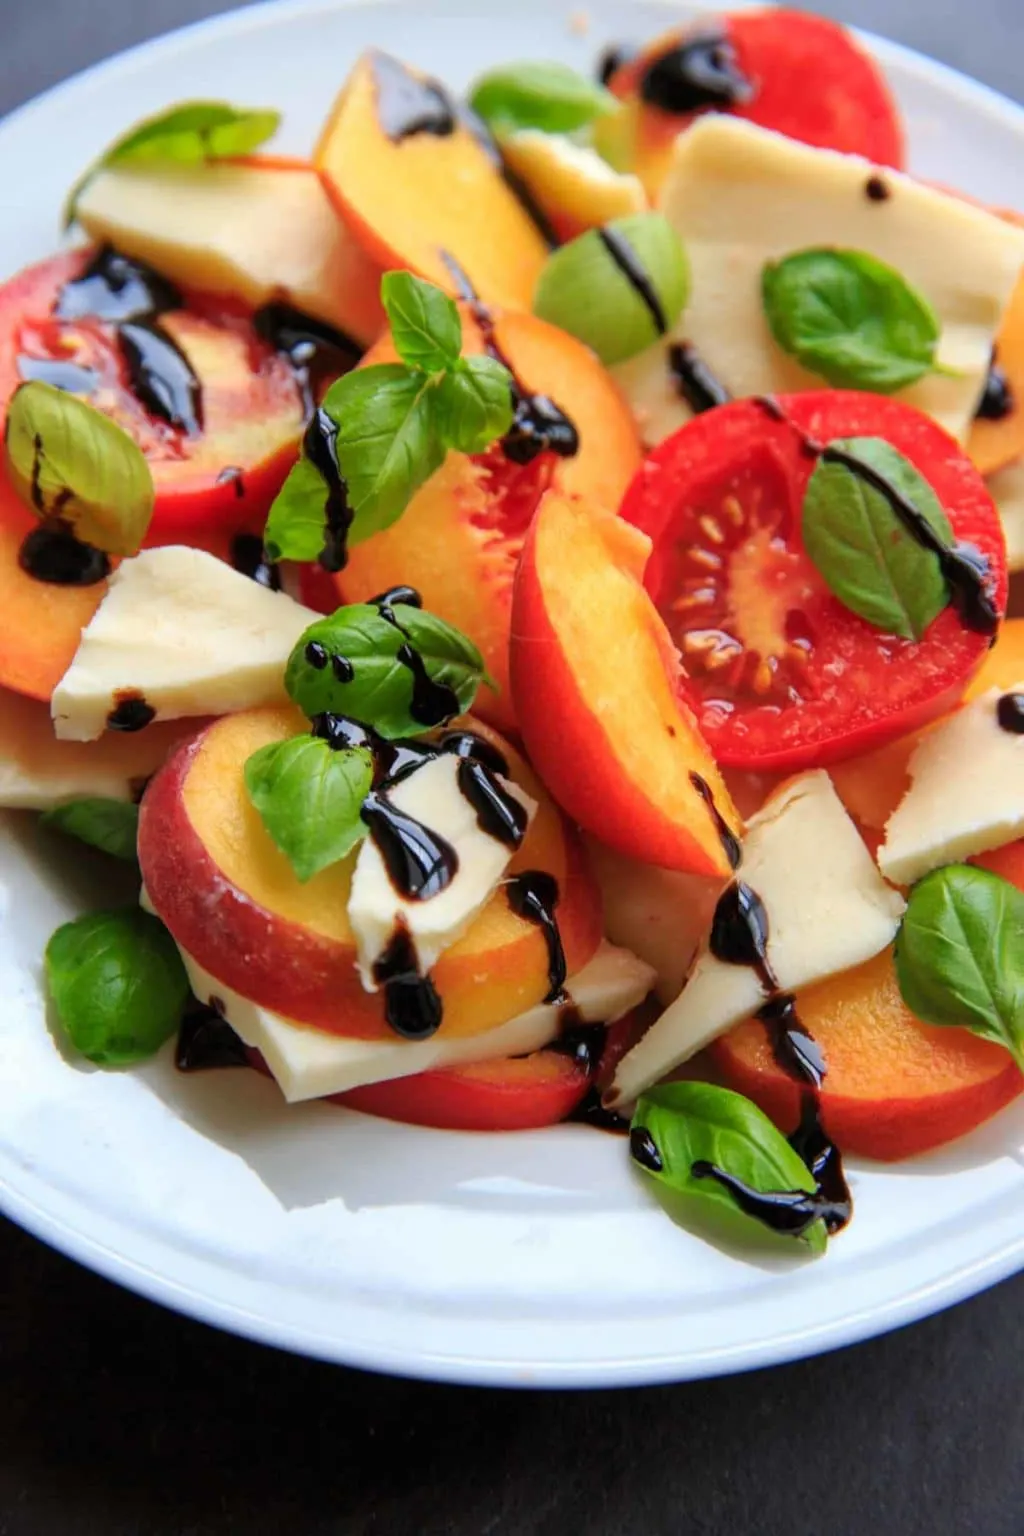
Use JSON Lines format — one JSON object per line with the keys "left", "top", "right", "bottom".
{"left": 285, "top": 603, "right": 492, "bottom": 739}
{"left": 468, "top": 61, "right": 616, "bottom": 134}
{"left": 41, "top": 798, "right": 139, "bottom": 862}
{"left": 244, "top": 735, "right": 373, "bottom": 882}
{"left": 45, "top": 909, "right": 189, "bottom": 1065}
{"left": 802, "top": 437, "right": 954, "bottom": 640}
{"left": 64, "top": 99, "right": 281, "bottom": 229}
{"left": 895, "top": 865, "right": 1024, "bottom": 1070}
{"left": 631, "top": 1082, "right": 829, "bottom": 1255}
{"left": 263, "top": 273, "right": 514, "bottom": 564}
{"left": 762, "top": 249, "right": 942, "bottom": 392}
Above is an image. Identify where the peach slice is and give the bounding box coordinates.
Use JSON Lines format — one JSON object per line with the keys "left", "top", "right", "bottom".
{"left": 139, "top": 705, "right": 603, "bottom": 1039}
{"left": 510, "top": 489, "right": 741, "bottom": 877}
{"left": 314, "top": 51, "right": 549, "bottom": 309}
{"left": 334, "top": 304, "right": 642, "bottom": 732}
{"left": 968, "top": 209, "right": 1024, "bottom": 477}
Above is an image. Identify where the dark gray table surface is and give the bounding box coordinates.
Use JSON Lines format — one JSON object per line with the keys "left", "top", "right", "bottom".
{"left": 2, "top": 4, "right": 1023, "bottom": 1533}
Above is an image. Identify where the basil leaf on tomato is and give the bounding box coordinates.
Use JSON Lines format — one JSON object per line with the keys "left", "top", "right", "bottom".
{"left": 244, "top": 735, "right": 373, "bottom": 882}
{"left": 895, "top": 864, "right": 1024, "bottom": 1069}
{"left": 630, "top": 1081, "right": 829, "bottom": 1255}
{"left": 762, "top": 249, "right": 941, "bottom": 392}
{"left": 802, "top": 437, "right": 954, "bottom": 640}
{"left": 41, "top": 798, "right": 139, "bottom": 862}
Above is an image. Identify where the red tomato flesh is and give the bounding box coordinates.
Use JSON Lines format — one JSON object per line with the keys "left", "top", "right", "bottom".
{"left": 621, "top": 393, "right": 1008, "bottom": 771}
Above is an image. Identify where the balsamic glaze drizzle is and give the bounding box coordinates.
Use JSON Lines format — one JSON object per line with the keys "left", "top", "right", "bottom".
{"left": 18, "top": 521, "right": 110, "bottom": 586}
{"left": 506, "top": 871, "right": 567, "bottom": 1003}
{"left": 997, "top": 691, "right": 1024, "bottom": 733}
{"left": 118, "top": 321, "right": 203, "bottom": 436}
{"left": 17, "top": 356, "right": 98, "bottom": 395}
{"left": 629, "top": 1126, "right": 664, "bottom": 1173}
{"left": 597, "top": 227, "right": 668, "bottom": 335}
{"left": 691, "top": 1160, "right": 848, "bottom": 1239}
{"left": 302, "top": 406, "right": 354, "bottom": 573}
{"left": 230, "top": 532, "right": 281, "bottom": 591}
{"left": 373, "top": 919, "right": 444, "bottom": 1039}
{"left": 689, "top": 771, "right": 742, "bottom": 869}
{"left": 216, "top": 465, "right": 246, "bottom": 499}
{"left": 369, "top": 586, "right": 462, "bottom": 728}
{"left": 371, "top": 50, "right": 457, "bottom": 141}
{"left": 106, "top": 691, "right": 156, "bottom": 732}
{"left": 253, "top": 302, "right": 363, "bottom": 417}
{"left": 755, "top": 395, "right": 1000, "bottom": 637}
{"left": 864, "top": 174, "right": 891, "bottom": 202}
{"left": 639, "top": 31, "right": 753, "bottom": 114}
{"left": 597, "top": 42, "right": 638, "bottom": 86}
{"left": 668, "top": 342, "right": 731, "bottom": 414}
{"left": 176, "top": 998, "right": 249, "bottom": 1072}
{"left": 360, "top": 789, "right": 459, "bottom": 900}
{"left": 976, "top": 349, "right": 1015, "bottom": 422}
{"left": 55, "top": 246, "right": 181, "bottom": 324}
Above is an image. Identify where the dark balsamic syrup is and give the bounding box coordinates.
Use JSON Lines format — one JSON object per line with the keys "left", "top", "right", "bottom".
{"left": 597, "top": 226, "right": 668, "bottom": 335}
{"left": 332, "top": 654, "right": 355, "bottom": 683}
{"left": 117, "top": 322, "right": 203, "bottom": 436}
{"left": 997, "top": 691, "right": 1024, "bottom": 733}
{"left": 17, "top": 356, "right": 98, "bottom": 394}
{"left": 756, "top": 993, "right": 826, "bottom": 1090}
{"left": 976, "top": 349, "right": 1015, "bottom": 422}
{"left": 549, "top": 1018, "right": 605, "bottom": 1072}
{"left": 455, "top": 756, "right": 528, "bottom": 849}
{"left": 506, "top": 871, "right": 567, "bottom": 1003}
{"left": 597, "top": 42, "right": 638, "bottom": 85}
{"left": 373, "top": 920, "right": 444, "bottom": 1039}
{"left": 371, "top": 50, "right": 457, "bottom": 141}
{"left": 864, "top": 174, "right": 891, "bottom": 202}
{"left": 689, "top": 771, "right": 742, "bottom": 869}
{"left": 55, "top": 246, "right": 181, "bottom": 324}
{"left": 253, "top": 302, "right": 363, "bottom": 416}
{"left": 570, "top": 1090, "right": 630, "bottom": 1133}
{"left": 668, "top": 343, "right": 731, "bottom": 414}
{"left": 176, "top": 998, "right": 249, "bottom": 1071}
{"left": 216, "top": 465, "right": 246, "bottom": 499}
{"left": 106, "top": 690, "right": 156, "bottom": 732}
{"left": 230, "top": 532, "right": 281, "bottom": 591}
{"left": 310, "top": 712, "right": 375, "bottom": 753}
{"left": 691, "top": 1160, "right": 847, "bottom": 1239}
{"left": 629, "top": 1125, "right": 664, "bottom": 1172}
{"left": 360, "top": 789, "right": 459, "bottom": 901}
{"left": 708, "top": 880, "right": 774, "bottom": 989}
{"left": 788, "top": 1094, "right": 852, "bottom": 1233}
{"left": 369, "top": 586, "right": 461, "bottom": 727}
{"left": 639, "top": 31, "right": 752, "bottom": 114}
{"left": 302, "top": 406, "right": 354, "bottom": 573}
{"left": 18, "top": 521, "right": 109, "bottom": 586}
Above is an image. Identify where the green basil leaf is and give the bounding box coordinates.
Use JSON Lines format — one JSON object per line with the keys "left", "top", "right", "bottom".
{"left": 286, "top": 603, "right": 489, "bottom": 738}
{"left": 64, "top": 100, "right": 280, "bottom": 228}
{"left": 40, "top": 798, "right": 139, "bottom": 862}
{"left": 45, "top": 908, "right": 189, "bottom": 1065}
{"left": 469, "top": 62, "right": 616, "bottom": 134}
{"left": 435, "top": 355, "right": 515, "bottom": 455}
{"left": 326, "top": 364, "right": 445, "bottom": 541}
{"left": 802, "top": 437, "right": 953, "bottom": 640}
{"left": 381, "top": 272, "right": 463, "bottom": 375}
{"left": 262, "top": 456, "right": 330, "bottom": 564}
{"left": 631, "top": 1081, "right": 828, "bottom": 1255}
{"left": 895, "top": 864, "right": 1024, "bottom": 1070}
{"left": 762, "top": 249, "right": 941, "bottom": 392}
{"left": 5, "top": 381, "right": 154, "bottom": 555}
{"left": 244, "top": 735, "right": 373, "bottom": 881}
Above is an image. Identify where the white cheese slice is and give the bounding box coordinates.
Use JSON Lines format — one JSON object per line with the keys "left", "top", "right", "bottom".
{"left": 0, "top": 686, "right": 191, "bottom": 809}
{"left": 348, "top": 753, "right": 536, "bottom": 986}
{"left": 987, "top": 459, "right": 1024, "bottom": 572}
{"left": 51, "top": 547, "right": 320, "bottom": 742}
{"left": 612, "top": 116, "right": 1024, "bottom": 447}
{"left": 878, "top": 685, "right": 1024, "bottom": 885}
{"left": 176, "top": 940, "right": 655, "bottom": 1103}
{"left": 609, "top": 770, "right": 905, "bottom": 1107}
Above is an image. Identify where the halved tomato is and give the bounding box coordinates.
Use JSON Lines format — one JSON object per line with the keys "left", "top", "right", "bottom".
{"left": 621, "top": 393, "right": 1008, "bottom": 770}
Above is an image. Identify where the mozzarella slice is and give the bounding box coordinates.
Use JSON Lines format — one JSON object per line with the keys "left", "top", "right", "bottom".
{"left": 51, "top": 547, "right": 319, "bottom": 742}
{"left": 609, "top": 770, "right": 905, "bottom": 1106}
{"left": 987, "top": 459, "right": 1024, "bottom": 571}
{"left": 176, "top": 940, "right": 655, "bottom": 1103}
{"left": 878, "top": 685, "right": 1024, "bottom": 885}
{"left": 0, "top": 686, "right": 193, "bottom": 808}
{"left": 612, "top": 116, "right": 1024, "bottom": 447}
{"left": 348, "top": 753, "right": 536, "bottom": 986}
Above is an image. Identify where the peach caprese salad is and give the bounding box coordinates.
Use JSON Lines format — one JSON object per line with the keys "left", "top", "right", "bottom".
{"left": 5, "top": 10, "right": 1024, "bottom": 1257}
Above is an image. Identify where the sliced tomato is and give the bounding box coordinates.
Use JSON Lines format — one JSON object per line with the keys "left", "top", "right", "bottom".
{"left": 621, "top": 393, "right": 1008, "bottom": 770}
{"left": 610, "top": 8, "right": 903, "bottom": 189}
{"left": 0, "top": 249, "right": 306, "bottom": 544}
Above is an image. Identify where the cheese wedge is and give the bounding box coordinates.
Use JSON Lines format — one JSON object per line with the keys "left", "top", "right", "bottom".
{"left": 612, "top": 116, "right": 1024, "bottom": 447}
{"left": 51, "top": 547, "right": 319, "bottom": 741}
{"left": 987, "top": 459, "right": 1024, "bottom": 571}
{"left": 499, "top": 130, "right": 646, "bottom": 233}
{"left": 609, "top": 770, "right": 905, "bottom": 1106}
{"left": 878, "top": 685, "right": 1024, "bottom": 885}
{"left": 176, "top": 940, "right": 655, "bottom": 1103}
{"left": 348, "top": 753, "right": 537, "bottom": 986}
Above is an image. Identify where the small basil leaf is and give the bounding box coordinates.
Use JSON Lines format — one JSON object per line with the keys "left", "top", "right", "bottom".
{"left": 45, "top": 908, "right": 189, "bottom": 1065}
{"left": 64, "top": 100, "right": 280, "bottom": 228}
{"left": 40, "top": 798, "right": 139, "bottom": 862}
{"left": 286, "top": 604, "right": 489, "bottom": 738}
{"left": 244, "top": 736, "right": 373, "bottom": 882}
{"left": 435, "top": 356, "right": 515, "bottom": 455}
{"left": 381, "top": 272, "right": 463, "bottom": 375}
{"left": 631, "top": 1081, "right": 828, "bottom": 1255}
{"left": 895, "top": 864, "right": 1024, "bottom": 1070}
{"left": 5, "top": 381, "right": 154, "bottom": 555}
{"left": 262, "top": 456, "right": 330, "bottom": 564}
{"left": 469, "top": 62, "right": 616, "bottom": 134}
{"left": 762, "top": 249, "right": 941, "bottom": 392}
{"left": 802, "top": 437, "right": 953, "bottom": 640}
{"left": 326, "top": 364, "right": 445, "bottom": 541}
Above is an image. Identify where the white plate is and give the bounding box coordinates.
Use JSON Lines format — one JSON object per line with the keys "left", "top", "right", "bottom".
{"left": 3, "top": 0, "right": 1024, "bottom": 1389}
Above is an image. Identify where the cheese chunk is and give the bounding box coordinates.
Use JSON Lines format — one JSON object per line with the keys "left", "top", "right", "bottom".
{"left": 52, "top": 547, "right": 319, "bottom": 741}
{"left": 348, "top": 753, "right": 536, "bottom": 986}
{"left": 0, "top": 686, "right": 191, "bottom": 808}
{"left": 610, "top": 771, "right": 905, "bottom": 1106}
{"left": 612, "top": 117, "right": 1024, "bottom": 447}
{"left": 987, "top": 459, "right": 1024, "bottom": 572}
{"left": 177, "top": 940, "right": 655, "bottom": 1103}
{"left": 878, "top": 686, "right": 1024, "bottom": 885}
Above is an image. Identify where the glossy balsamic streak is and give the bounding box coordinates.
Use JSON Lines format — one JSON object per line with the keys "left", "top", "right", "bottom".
{"left": 372, "top": 920, "right": 444, "bottom": 1039}
{"left": 597, "top": 226, "right": 668, "bottom": 335}
{"left": 549, "top": 1018, "right": 605, "bottom": 1072}
{"left": 456, "top": 757, "right": 528, "bottom": 849}
{"left": 597, "top": 42, "right": 638, "bottom": 85}
{"left": 976, "top": 350, "right": 1015, "bottom": 421}
{"left": 691, "top": 1160, "right": 847, "bottom": 1239}
{"left": 231, "top": 532, "right": 281, "bottom": 591}
{"left": 570, "top": 1090, "right": 631, "bottom": 1133}
{"left": 639, "top": 31, "right": 752, "bottom": 113}
{"left": 629, "top": 1125, "right": 664, "bottom": 1172}
{"left": 689, "top": 771, "right": 742, "bottom": 869}
{"left": 332, "top": 653, "right": 355, "bottom": 683}
{"left": 17, "top": 356, "right": 98, "bottom": 394}
{"left": 310, "top": 712, "right": 375, "bottom": 753}
{"left": 253, "top": 302, "right": 363, "bottom": 416}
{"left": 372, "top": 50, "right": 456, "bottom": 141}
{"left": 708, "top": 880, "right": 773, "bottom": 989}
{"left": 216, "top": 465, "right": 246, "bottom": 498}
{"left": 788, "top": 1093, "right": 852, "bottom": 1233}
{"left": 997, "top": 691, "right": 1024, "bottom": 733}
{"left": 756, "top": 993, "right": 826, "bottom": 1090}
{"left": 302, "top": 406, "right": 354, "bottom": 573}
{"left": 18, "top": 521, "right": 110, "bottom": 586}
{"left": 360, "top": 789, "right": 459, "bottom": 901}
{"left": 864, "top": 174, "right": 891, "bottom": 202}
{"left": 668, "top": 342, "right": 731, "bottom": 414}
{"left": 369, "top": 586, "right": 462, "bottom": 727}
{"left": 506, "top": 870, "right": 567, "bottom": 1003}
{"left": 55, "top": 246, "right": 181, "bottom": 323}
{"left": 176, "top": 998, "right": 249, "bottom": 1071}
{"left": 106, "top": 691, "right": 156, "bottom": 732}
{"left": 118, "top": 321, "right": 203, "bottom": 437}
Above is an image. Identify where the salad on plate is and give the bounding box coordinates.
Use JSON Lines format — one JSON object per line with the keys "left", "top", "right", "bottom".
{"left": 5, "top": 6, "right": 1024, "bottom": 1261}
